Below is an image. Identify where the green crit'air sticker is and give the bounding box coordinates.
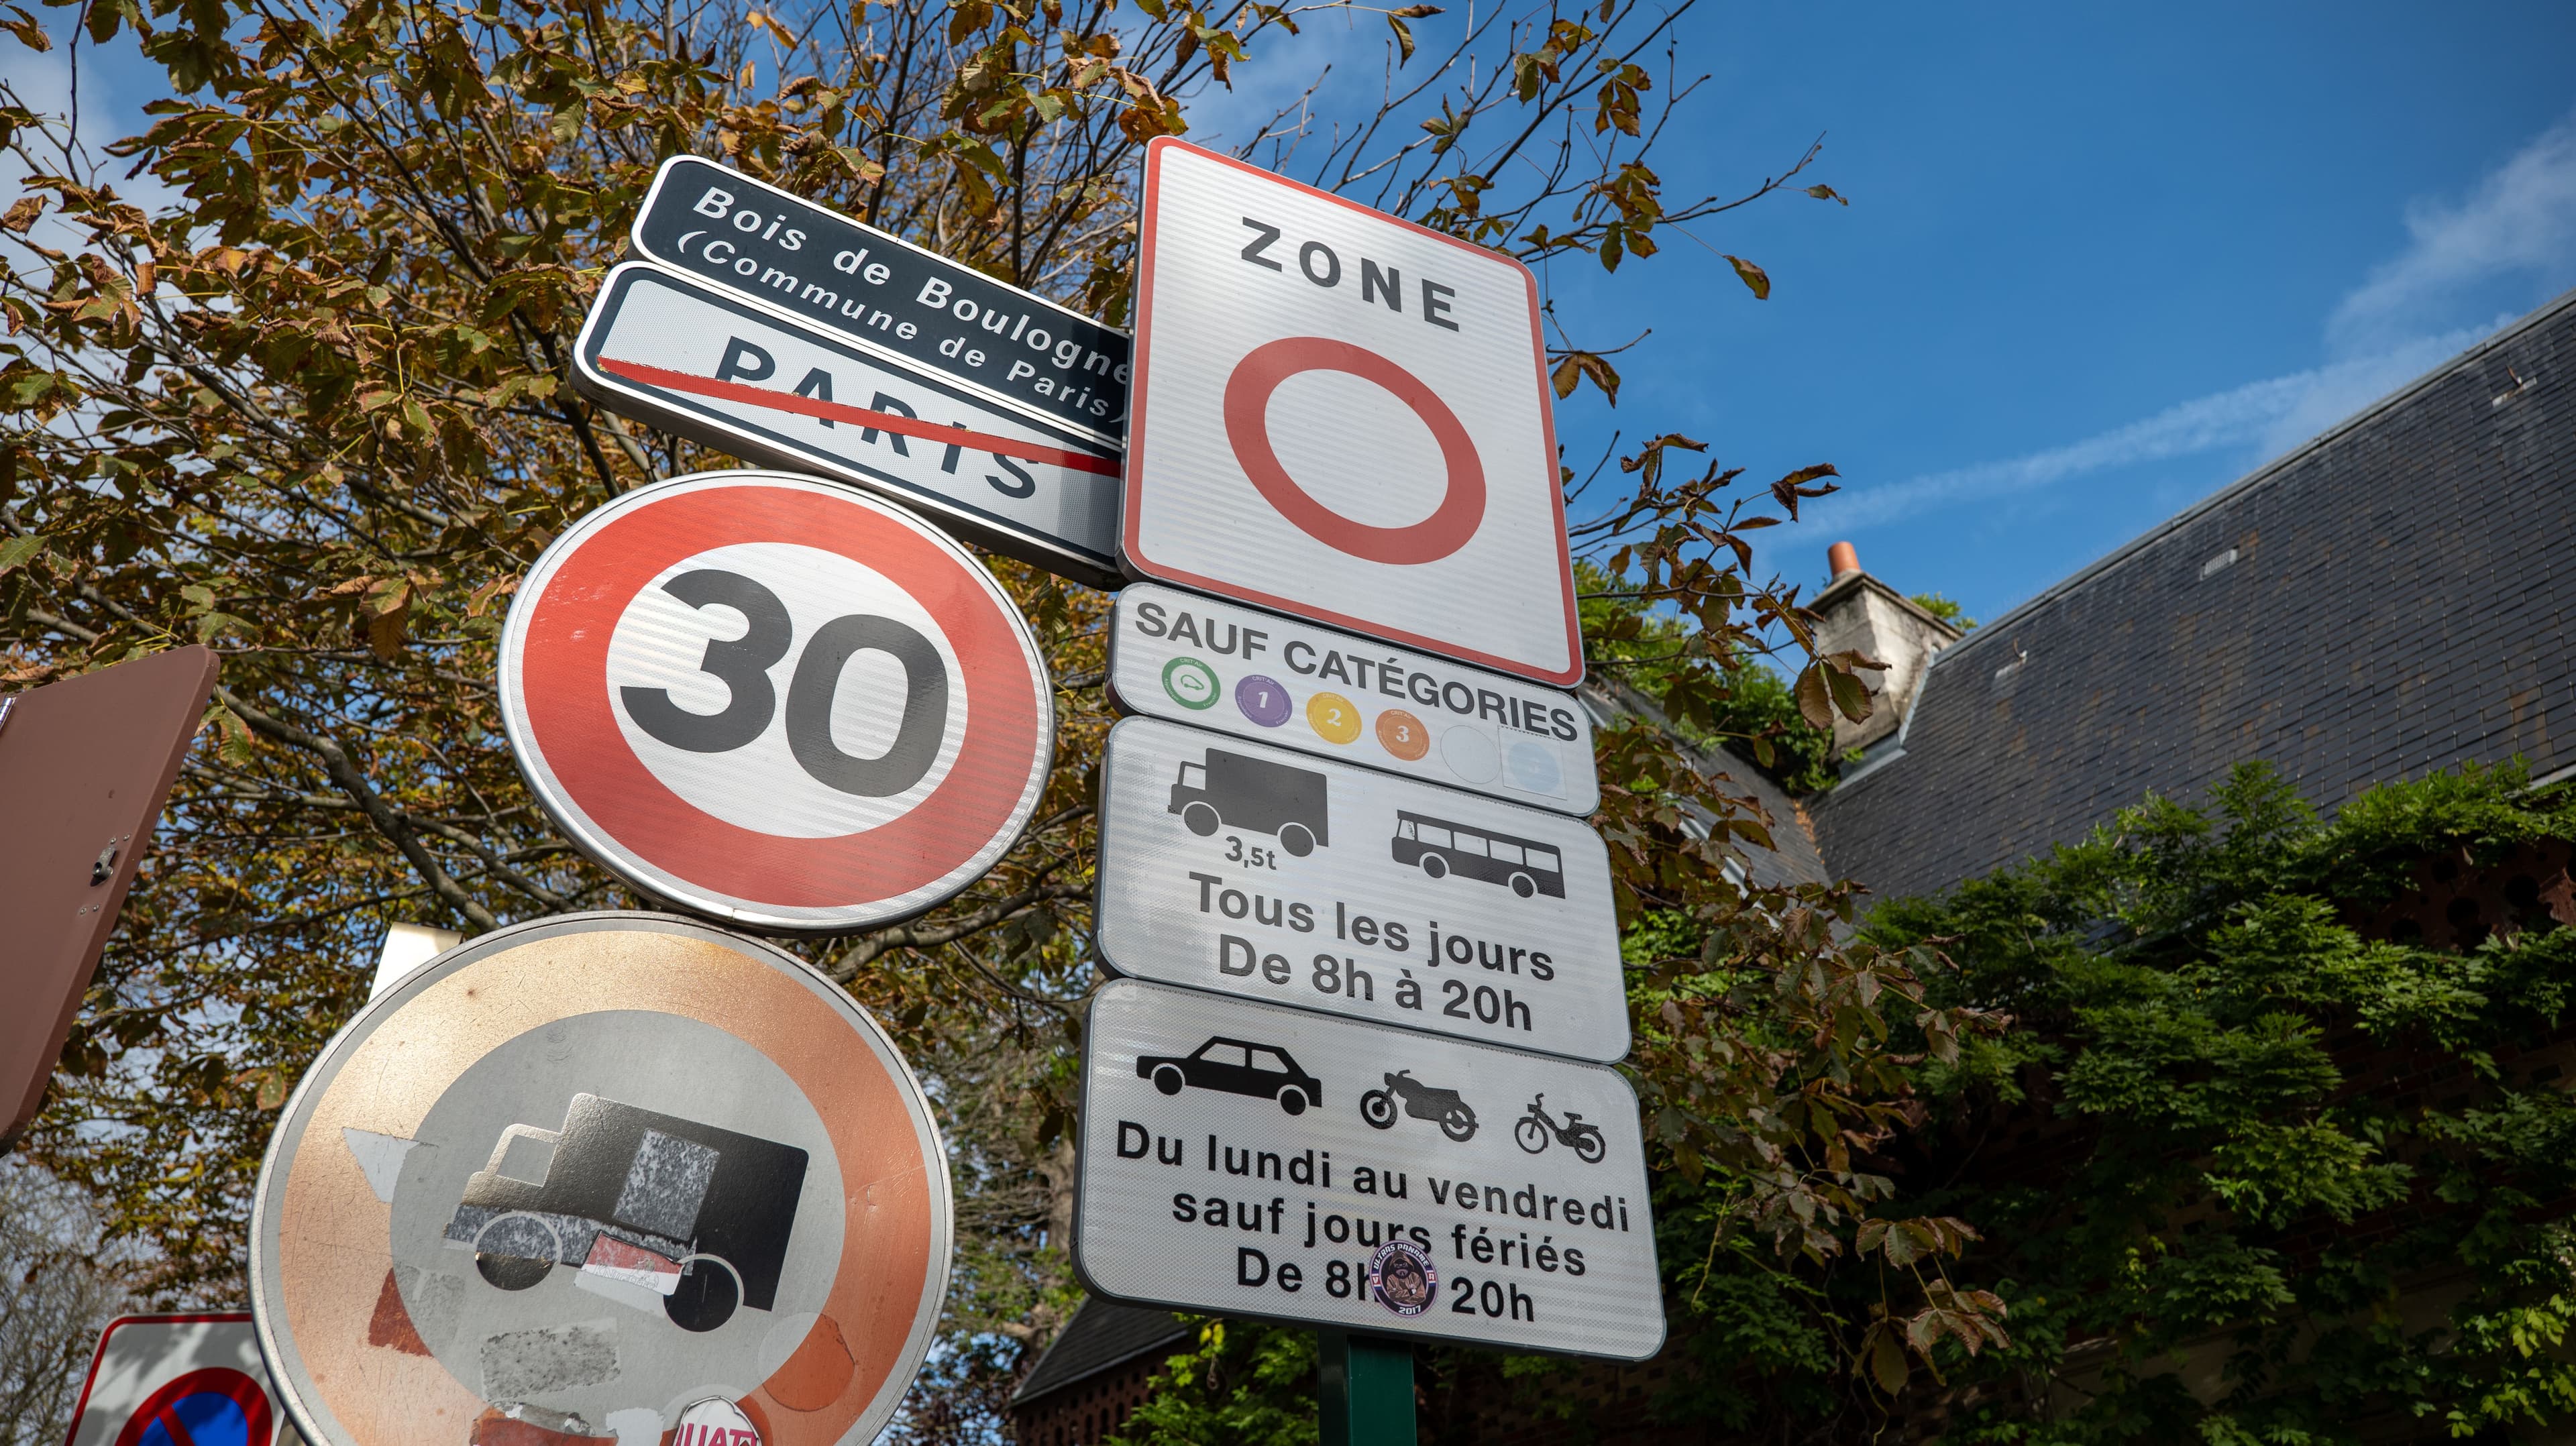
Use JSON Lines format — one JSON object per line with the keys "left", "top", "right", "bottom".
{"left": 1161, "top": 657, "right": 1221, "bottom": 710}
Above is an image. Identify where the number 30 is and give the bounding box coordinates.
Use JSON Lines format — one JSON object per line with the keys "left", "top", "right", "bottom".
{"left": 620, "top": 568, "right": 949, "bottom": 797}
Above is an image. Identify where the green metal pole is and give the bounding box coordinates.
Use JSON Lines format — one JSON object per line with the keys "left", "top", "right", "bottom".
{"left": 1318, "top": 1331, "right": 1417, "bottom": 1446}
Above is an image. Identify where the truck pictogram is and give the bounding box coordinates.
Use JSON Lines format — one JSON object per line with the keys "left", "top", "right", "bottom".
{"left": 1167, "top": 749, "right": 1330, "bottom": 856}
{"left": 442, "top": 1093, "right": 808, "bottom": 1333}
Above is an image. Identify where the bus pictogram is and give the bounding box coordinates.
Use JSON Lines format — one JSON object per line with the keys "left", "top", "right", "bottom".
{"left": 1391, "top": 812, "right": 1564, "bottom": 898}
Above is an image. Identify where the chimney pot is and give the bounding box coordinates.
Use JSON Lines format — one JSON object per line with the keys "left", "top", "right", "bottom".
{"left": 1827, "top": 541, "right": 1860, "bottom": 579}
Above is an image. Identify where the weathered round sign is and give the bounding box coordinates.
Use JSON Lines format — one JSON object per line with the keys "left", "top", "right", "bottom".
{"left": 249, "top": 913, "right": 953, "bottom": 1446}
{"left": 499, "top": 469, "right": 1054, "bottom": 933}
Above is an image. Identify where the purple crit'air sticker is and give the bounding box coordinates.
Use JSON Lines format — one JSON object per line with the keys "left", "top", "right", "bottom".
{"left": 1235, "top": 675, "right": 1291, "bottom": 727}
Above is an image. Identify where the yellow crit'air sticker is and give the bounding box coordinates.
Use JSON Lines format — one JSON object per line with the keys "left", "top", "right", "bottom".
{"left": 1307, "top": 691, "right": 1361, "bottom": 744}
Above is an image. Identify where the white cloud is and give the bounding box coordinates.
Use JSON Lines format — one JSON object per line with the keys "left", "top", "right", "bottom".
{"left": 1809, "top": 320, "right": 2506, "bottom": 535}
{"left": 1809, "top": 107, "right": 2576, "bottom": 540}
{"left": 2329, "top": 105, "right": 2576, "bottom": 353}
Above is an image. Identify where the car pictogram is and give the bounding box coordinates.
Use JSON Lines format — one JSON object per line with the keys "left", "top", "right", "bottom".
{"left": 1136, "top": 1037, "right": 1324, "bottom": 1115}
{"left": 443, "top": 1093, "right": 809, "bottom": 1333}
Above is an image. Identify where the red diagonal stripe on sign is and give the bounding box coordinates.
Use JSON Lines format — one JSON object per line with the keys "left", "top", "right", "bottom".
{"left": 151, "top": 1406, "right": 199, "bottom": 1446}
{"left": 597, "top": 357, "right": 1122, "bottom": 477}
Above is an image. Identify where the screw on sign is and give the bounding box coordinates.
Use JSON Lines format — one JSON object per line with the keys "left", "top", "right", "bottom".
{"left": 250, "top": 913, "right": 954, "bottom": 1446}
{"left": 497, "top": 469, "right": 1053, "bottom": 933}
{"left": 1120, "top": 137, "right": 1582, "bottom": 687}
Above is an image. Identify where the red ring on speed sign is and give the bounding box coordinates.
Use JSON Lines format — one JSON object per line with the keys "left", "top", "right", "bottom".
{"left": 499, "top": 471, "right": 1052, "bottom": 932}
{"left": 1222, "top": 336, "right": 1487, "bottom": 564}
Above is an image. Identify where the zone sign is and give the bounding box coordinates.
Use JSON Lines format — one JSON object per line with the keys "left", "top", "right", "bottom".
{"left": 1122, "top": 137, "right": 1582, "bottom": 686}
{"left": 499, "top": 469, "right": 1053, "bottom": 933}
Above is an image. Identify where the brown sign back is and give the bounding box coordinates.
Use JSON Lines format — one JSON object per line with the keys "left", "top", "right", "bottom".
{"left": 0, "top": 645, "right": 217, "bottom": 1146}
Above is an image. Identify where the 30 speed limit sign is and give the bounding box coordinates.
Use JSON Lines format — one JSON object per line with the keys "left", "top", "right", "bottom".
{"left": 499, "top": 470, "right": 1053, "bottom": 932}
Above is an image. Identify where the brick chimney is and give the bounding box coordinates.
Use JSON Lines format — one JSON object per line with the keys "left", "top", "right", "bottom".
{"left": 1811, "top": 541, "right": 1961, "bottom": 756}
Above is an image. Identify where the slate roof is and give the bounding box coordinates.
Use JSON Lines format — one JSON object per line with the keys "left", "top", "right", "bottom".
{"left": 1009, "top": 1297, "right": 1193, "bottom": 1408}
{"left": 1811, "top": 286, "right": 2576, "bottom": 905}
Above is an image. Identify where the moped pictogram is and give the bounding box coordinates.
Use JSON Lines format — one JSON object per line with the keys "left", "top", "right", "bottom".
{"left": 1513, "top": 1094, "right": 1605, "bottom": 1163}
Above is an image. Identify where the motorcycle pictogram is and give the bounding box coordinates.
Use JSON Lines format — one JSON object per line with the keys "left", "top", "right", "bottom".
{"left": 1513, "top": 1094, "right": 1605, "bottom": 1164}
{"left": 1358, "top": 1070, "right": 1478, "bottom": 1142}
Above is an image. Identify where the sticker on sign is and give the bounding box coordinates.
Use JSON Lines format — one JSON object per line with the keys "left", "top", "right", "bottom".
{"left": 1121, "top": 137, "right": 1581, "bottom": 685}
{"left": 499, "top": 469, "right": 1053, "bottom": 932}
{"left": 1095, "top": 716, "right": 1627, "bottom": 1062}
{"left": 1108, "top": 581, "right": 1598, "bottom": 815}
{"left": 573, "top": 262, "right": 1124, "bottom": 587}
{"left": 1075, "top": 980, "right": 1663, "bottom": 1360}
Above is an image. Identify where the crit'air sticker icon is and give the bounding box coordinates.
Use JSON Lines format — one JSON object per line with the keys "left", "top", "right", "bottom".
{"left": 1161, "top": 657, "right": 1220, "bottom": 710}
{"left": 248, "top": 913, "right": 953, "bottom": 1446}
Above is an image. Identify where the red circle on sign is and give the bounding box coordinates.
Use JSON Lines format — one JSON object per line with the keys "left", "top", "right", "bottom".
{"left": 1222, "top": 337, "right": 1486, "bottom": 564}
{"left": 503, "top": 474, "right": 1049, "bottom": 928}
{"left": 113, "top": 1368, "right": 273, "bottom": 1446}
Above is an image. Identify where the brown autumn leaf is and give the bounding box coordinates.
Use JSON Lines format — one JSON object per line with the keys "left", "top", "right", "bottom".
{"left": 1723, "top": 252, "right": 1771, "bottom": 299}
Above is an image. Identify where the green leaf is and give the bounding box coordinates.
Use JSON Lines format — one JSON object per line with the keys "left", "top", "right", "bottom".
{"left": 1386, "top": 13, "right": 1415, "bottom": 64}
{"left": 0, "top": 532, "right": 46, "bottom": 574}
{"left": 1868, "top": 1330, "right": 1909, "bottom": 1394}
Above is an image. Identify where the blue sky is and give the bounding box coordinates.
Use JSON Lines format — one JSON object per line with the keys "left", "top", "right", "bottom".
{"left": 1517, "top": 3, "right": 2576, "bottom": 623}
{"left": 13, "top": 2, "right": 2576, "bottom": 632}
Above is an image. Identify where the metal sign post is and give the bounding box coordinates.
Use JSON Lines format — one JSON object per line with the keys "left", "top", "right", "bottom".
{"left": 1320, "top": 1332, "right": 1415, "bottom": 1446}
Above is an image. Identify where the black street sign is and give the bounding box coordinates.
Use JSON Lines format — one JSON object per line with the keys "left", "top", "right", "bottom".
{"left": 631, "top": 156, "right": 1131, "bottom": 447}
{"left": 572, "top": 262, "right": 1124, "bottom": 588}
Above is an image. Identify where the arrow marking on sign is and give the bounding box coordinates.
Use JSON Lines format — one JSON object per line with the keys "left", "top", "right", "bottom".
{"left": 596, "top": 357, "right": 1123, "bottom": 477}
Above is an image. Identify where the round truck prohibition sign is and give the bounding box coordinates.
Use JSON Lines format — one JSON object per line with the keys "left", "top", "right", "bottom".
{"left": 499, "top": 469, "right": 1054, "bottom": 933}
{"left": 247, "top": 913, "right": 954, "bottom": 1446}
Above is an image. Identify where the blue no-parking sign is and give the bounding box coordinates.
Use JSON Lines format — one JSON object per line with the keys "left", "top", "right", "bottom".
{"left": 66, "top": 1316, "right": 295, "bottom": 1446}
